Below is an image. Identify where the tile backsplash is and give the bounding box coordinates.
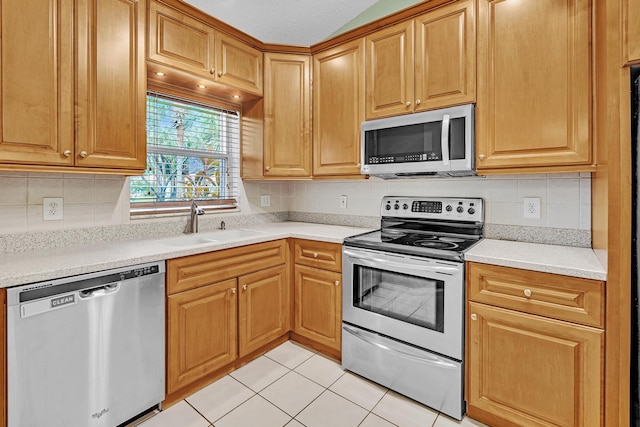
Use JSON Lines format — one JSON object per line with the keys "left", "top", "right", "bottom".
{"left": 0, "top": 172, "right": 590, "bottom": 237}
{"left": 246, "top": 173, "right": 592, "bottom": 231}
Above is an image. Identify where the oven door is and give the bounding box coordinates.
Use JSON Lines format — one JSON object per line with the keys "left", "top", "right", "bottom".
{"left": 342, "top": 246, "right": 464, "bottom": 360}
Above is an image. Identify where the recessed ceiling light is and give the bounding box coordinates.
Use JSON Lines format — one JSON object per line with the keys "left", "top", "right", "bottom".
{"left": 197, "top": 84, "right": 207, "bottom": 89}
{"left": 155, "top": 71, "right": 166, "bottom": 76}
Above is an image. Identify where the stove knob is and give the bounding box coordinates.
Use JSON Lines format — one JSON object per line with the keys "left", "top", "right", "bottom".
{"left": 385, "top": 204, "right": 391, "bottom": 211}
{"left": 394, "top": 204, "right": 400, "bottom": 210}
{"left": 457, "top": 206, "right": 464, "bottom": 213}
{"left": 402, "top": 203, "right": 409, "bottom": 210}
{"left": 468, "top": 207, "right": 476, "bottom": 215}
{"left": 445, "top": 205, "right": 453, "bottom": 212}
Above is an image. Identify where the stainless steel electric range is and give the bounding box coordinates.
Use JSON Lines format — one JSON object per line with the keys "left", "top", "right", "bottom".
{"left": 341, "top": 196, "right": 484, "bottom": 420}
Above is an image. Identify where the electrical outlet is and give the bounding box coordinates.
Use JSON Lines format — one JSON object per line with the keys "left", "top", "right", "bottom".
{"left": 43, "top": 197, "right": 63, "bottom": 221}
{"left": 260, "top": 195, "right": 271, "bottom": 207}
{"left": 523, "top": 197, "right": 541, "bottom": 219}
{"left": 340, "top": 195, "right": 348, "bottom": 209}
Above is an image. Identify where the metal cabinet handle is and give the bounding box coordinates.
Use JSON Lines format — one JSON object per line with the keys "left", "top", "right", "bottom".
{"left": 79, "top": 151, "right": 88, "bottom": 158}
{"left": 415, "top": 99, "right": 421, "bottom": 105}
{"left": 405, "top": 101, "right": 411, "bottom": 107}
{"left": 210, "top": 68, "right": 215, "bottom": 75}
{"left": 265, "top": 166, "right": 271, "bottom": 171}
{"left": 479, "top": 154, "right": 486, "bottom": 160}
{"left": 335, "top": 280, "right": 340, "bottom": 287}
{"left": 470, "top": 314, "right": 477, "bottom": 321}
{"left": 217, "top": 71, "right": 223, "bottom": 78}
{"left": 232, "top": 288, "right": 236, "bottom": 294}
{"left": 63, "top": 150, "right": 71, "bottom": 157}
{"left": 243, "top": 284, "right": 247, "bottom": 291}
{"left": 524, "top": 289, "right": 532, "bottom": 297}
{"left": 313, "top": 252, "right": 318, "bottom": 258}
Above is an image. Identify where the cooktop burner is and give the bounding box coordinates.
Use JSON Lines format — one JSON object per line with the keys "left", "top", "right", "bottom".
{"left": 343, "top": 196, "right": 484, "bottom": 261}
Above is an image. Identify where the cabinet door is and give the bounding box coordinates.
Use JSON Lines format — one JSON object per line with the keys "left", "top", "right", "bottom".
{"left": 414, "top": 0, "right": 475, "bottom": 112}
{"left": 216, "top": 33, "right": 263, "bottom": 95}
{"left": 623, "top": 0, "right": 640, "bottom": 65}
{"left": 238, "top": 264, "right": 290, "bottom": 357}
{"left": 75, "top": 0, "right": 146, "bottom": 170}
{"left": 294, "top": 265, "right": 342, "bottom": 351}
{"left": 263, "top": 53, "right": 311, "bottom": 177}
{"left": 167, "top": 278, "right": 237, "bottom": 394}
{"left": 365, "top": 20, "right": 414, "bottom": 119}
{"left": 313, "top": 39, "right": 365, "bottom": 176}
{"left": 0, "top": 0, "right": 74, "bottom": 165}
{"left": 148, "top": 0, "right": 215, "bottom": 78}
{"left": 467, "top": 302, "right": 603, "bottom": 427}
{"left": 476, "top": 0, "right": 591, "bottom": 171}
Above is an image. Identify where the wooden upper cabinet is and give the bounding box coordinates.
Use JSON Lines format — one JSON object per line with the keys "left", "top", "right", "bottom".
{"left": 148, "top": 0, "right": 262, "bottom": 96}
{"left": 263, "top": 53, "right": 312, "bottom": 177}
{"left": 365, "top": 20, "right": 415, "bottom": 119}
{"left": 623, "top": 0, "right": 640, "bottom": 65}
{"left": 0, "top": 0, "right": 145, "bottom": 171}
{"left": 148, "top": 0, "right": 215, "bottom": 77}
{"left": 414, "top": 0, "right": 475, "bottom": 112}
{"left": 476, "top": 0, "right": 592, "bottom": 172}
{"left": 0, "top": 0, "right": 74, "bottom": 166}
{"left": 75, "top": 0, "right": 146, "bottom": 170}
{"left": 313, "top": 39, "right": 365, "bottom": 177}
{"left": 365, "top": 0, "right": 475, "bottom": 120}
{"left": 216, "top": 33, "right": 262, "bottom": 95}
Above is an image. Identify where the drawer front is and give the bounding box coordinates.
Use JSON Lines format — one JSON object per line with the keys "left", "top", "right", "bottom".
{"left": 294, "top": 239, "right": 342, "bottom": 272}
{"left": 167, "top": 240, "right": 287, "bottom": 294}
{"left": 467, "top": 262, "right": 604, "bottom": 328}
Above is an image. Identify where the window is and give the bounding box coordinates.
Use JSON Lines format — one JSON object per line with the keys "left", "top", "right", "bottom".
{"left": 130, "top": 92, "right": 240, "bottom": 215}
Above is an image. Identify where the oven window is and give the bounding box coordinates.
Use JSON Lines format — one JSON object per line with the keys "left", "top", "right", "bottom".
{"left": 353, "top": 265, "right": 444, "bottom": 332}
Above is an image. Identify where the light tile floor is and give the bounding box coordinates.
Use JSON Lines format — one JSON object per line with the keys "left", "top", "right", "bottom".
{"left": 139, "top": 341, "right": 489, "bottom": 427}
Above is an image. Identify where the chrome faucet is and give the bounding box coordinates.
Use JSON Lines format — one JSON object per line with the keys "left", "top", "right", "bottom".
{"left": 190, "top": 201, "right": 205, "bottom": 233}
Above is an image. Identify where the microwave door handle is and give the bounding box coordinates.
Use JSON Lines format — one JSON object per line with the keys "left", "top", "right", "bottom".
{"left": 441, "top": 114, "right": 450, "bottom": 166}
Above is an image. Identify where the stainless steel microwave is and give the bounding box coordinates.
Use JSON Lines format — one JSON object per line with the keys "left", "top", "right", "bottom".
{"left": 361, "top": 104, "right": 475, "bottom": 178}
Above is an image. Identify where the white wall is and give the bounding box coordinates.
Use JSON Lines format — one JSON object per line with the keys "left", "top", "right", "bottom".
{"left": 0, "top": 172, "right": 590, "bottom": 235}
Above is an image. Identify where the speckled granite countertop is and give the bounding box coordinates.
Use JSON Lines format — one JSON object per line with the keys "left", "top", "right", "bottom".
{"left": 0, "top": 224, "right": 606, "bottom": 288}
{"left": 465, "top": 239, "right": 607, "bottom": 281}
{"left": 0, "top": 222, "right": 372, "bottom": 288}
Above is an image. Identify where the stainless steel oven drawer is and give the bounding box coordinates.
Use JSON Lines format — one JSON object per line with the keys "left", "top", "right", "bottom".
{"left": 342, "top": 323, "right": 464, "bottom": 420}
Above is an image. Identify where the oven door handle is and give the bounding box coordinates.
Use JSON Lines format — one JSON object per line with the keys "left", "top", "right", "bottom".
{"left": 343, "top": 325, "right": 458, "bottom": 369}
{"left": 344, "top": 251, "right": 459, "bottom": 276}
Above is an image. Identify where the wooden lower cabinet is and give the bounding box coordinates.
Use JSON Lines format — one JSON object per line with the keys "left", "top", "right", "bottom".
{"left": 166, "top": 278, "right": 237, "bottom": 394}
{"left": 293, "top": 264, "right": 342, "bottom": 352}
{"left": 467, "top": 301, "right": 604, "bottom": 426}
{"left": 239, "top": 264, "right": 290, "bottom": 357}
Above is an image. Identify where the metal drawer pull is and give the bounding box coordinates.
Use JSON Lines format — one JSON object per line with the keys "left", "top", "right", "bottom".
{"left": 232, "top": 288, "right": 236, "bottom": 294}
{"left": 335, "top": 280, "right": 339, "bottom": 287}
{"left": 524, "top": 289, "right": 532, "bottom": 297}
{"left": 79, "top": 151, "right": 87, "bottom": 158}
{"left": 313, "top": 252, "right": 318, "bottom": 258}
{"left": 470, "top": 313, "right": 477, "bottom": 321}
{"left": 63, "top": 150, "right": 71, "bottom": 157}
{"left": 243, "top": 284, "right": 247, "bottom": 290}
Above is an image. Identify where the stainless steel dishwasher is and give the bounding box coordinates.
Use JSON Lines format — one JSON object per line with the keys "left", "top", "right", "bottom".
{"left": 7, "top": 261, "right": 165, "bottom": 427}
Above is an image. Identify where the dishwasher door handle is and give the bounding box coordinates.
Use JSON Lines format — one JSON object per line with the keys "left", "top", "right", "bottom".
{"left": 79, "top": 283, "right": 120, "bottom": 299}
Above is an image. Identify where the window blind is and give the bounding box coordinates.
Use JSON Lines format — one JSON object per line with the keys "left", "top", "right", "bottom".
{"left": 130, "top": 92, "right": 240, "bottom": 215}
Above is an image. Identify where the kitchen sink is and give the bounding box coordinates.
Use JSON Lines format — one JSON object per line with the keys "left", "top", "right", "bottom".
{"left": 159, "top": 229, "right": 266, "bottom": 247}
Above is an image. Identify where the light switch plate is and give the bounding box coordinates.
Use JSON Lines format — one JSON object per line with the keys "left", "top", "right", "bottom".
{"left": 340, "top": 195, "right": 348, "bottom": 209}
{"left": 43, "top": 197, "right": 63, "bottom": 221}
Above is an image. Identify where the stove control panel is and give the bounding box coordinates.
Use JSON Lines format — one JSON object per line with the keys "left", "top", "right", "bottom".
{"left": 381, "top": 196, "right": 484, "bottom": 222}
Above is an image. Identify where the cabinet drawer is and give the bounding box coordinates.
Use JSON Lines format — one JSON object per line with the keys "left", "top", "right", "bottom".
{"left": 467, "top": 263, "right": 604, "bottom": 328}
{"left": 167, "top": 240, "right": 287, "bottom": 294}
{"left": 294, "top": 239, "right": 342, "bottom": 272}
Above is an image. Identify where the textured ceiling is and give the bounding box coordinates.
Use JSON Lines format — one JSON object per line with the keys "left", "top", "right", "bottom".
{"left": 181, "top": 0, "right": 380, "bottom": 46}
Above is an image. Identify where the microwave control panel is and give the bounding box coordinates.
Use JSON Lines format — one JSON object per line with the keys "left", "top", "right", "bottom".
{"left": 367, "top": 152, "right": 440, "bottom": 164}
